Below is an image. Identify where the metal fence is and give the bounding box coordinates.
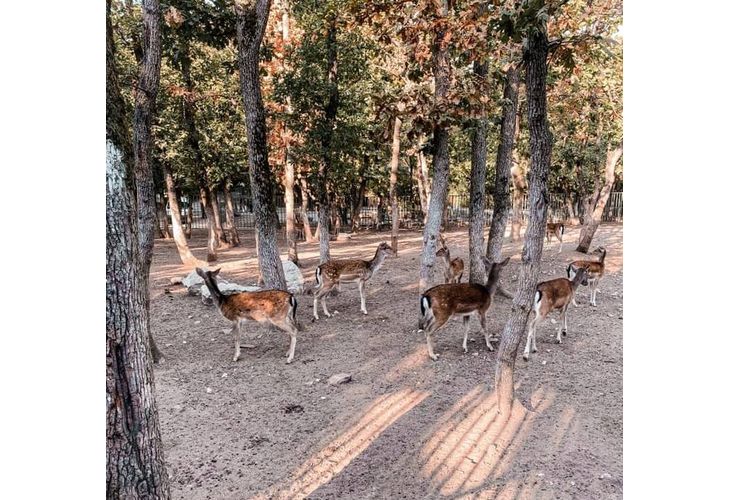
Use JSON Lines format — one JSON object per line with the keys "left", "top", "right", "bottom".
{"left": 160, "top": 190, "right": 622, "bottom": 233}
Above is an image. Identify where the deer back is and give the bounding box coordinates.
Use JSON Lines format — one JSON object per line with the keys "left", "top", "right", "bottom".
{"left": 221, "top": 290, "right": 293, "bottom": 323}
{"left": 423, "top": 283, "right": 492, "bottom": 318}
{"left": 536, "top": 278, "right": 574, "bottom": 311}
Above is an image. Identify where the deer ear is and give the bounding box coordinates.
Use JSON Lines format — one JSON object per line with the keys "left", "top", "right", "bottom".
{"left": 195, "top": 267, "right": 206, "bottom": 278}
{"left": 211, "top": 268, "right": 221, "bottom": 277}
{"left": 499, "top": 257, "right": 511, "bottom": 266}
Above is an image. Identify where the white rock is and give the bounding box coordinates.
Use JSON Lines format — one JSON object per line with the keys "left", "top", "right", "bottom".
{"left": 600, "top": 473, "right": 612, "bottom": 480}
{"left": 201, "top": 282, "right": 261, "bottom": 304}
{"left": 170, "top": 276, "right": 184, "bottom": 285}
{"left": 327, "top": 373, "right": 352, "bottom": 385}
{"left": 182, "top": 271, "right": 206, "bottom": 295}
{"left": 570, "top": 481, "right": 575, "bottom": 486}
{"left": 221, "top": 373, "right": 228, "bottom": 378}
{"left": 541, "top": 360, "right": 547, "bottom": 365}
{"left": 205, "top": 387, "right": 213, "bottom": 394}
{"left": 282, "top": 260, "right": 305, "bottom": 294}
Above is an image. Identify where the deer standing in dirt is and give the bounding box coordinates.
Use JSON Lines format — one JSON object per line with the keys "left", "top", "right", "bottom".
{"left": 436, "top": 235, "right": 465, "bottom": 283}
{"left": 195, "top": 268, "right": 299, "bottom": 364}
{"left": 545, "top": 222, "right": 565, "bottom": 253}
{"left": 418, "top": 257, "right": 510, "bottom": 361}
{"left": 523, "top": 266, "right": 589, "bottom": 361}
{"left": 567, "top": 246, "right": 607, "bottom": 306}
{"left": 313, "top": 242, "right": 394, "bottom": 320}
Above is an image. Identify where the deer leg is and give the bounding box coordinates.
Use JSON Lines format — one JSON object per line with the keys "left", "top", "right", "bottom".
{"left": 282, "top": 320, "right": 297, "bottom": 364}
{"left": 478, "top": 311, "right": 494, "bottom": 351}
{"left": 557, "top": 306, "right": 567, "bottom": 343}
{"left": 426, "top": 330, "right": 439, "bottom": 361}
{"left": 590, "top": 280, "right": 597, "bottom": 307}
{"left": 321, "top": 292, "right": 332, "bottom": 317}
{"left": 524, "top": 314, "right": 541, "bottom": 360}
{"left": 462, "top": 315, "right": 470, "bottom": 353}
{"left": 232, "top": 320, "right": 243, "bottom": 362}
{"left": 358, "top": 279, "right": 367, "bottom": 315}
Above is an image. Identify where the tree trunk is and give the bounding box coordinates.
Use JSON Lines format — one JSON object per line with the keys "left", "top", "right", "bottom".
{"left": 106, "top": 4, "right": 170, "bottom": 495}
{"left": 487, "top": 64, "right": 520, "bottom": 260}
{"left": 389, "top": 116, "right": 402, "bottom": 255}
{"left": 163, "top": 165, "right": 199, "bottom": 266}
{"left": 468, "top": 57, "right": 489, "bottom": 285}
{"left": 419, "top": 9, "right": 451, "bottom": 293}
{"left": 199, "top": 186, "right": 218, "bottom": 262}
{"left": 415, "top": 148, "right": 431, "bottom": 221}
{"left": 185, "top": 200, "right": 193, "bottom": 238}
{"left": 235, "top": 0, "right": 287, "bottom": 290}
{"left": 223, "top": 181, "right": 241, "bottom": 247}
{"left": 510, "top": 162, "right": 527, "bottom": 242}
{"left": 156, "top": 196, "right": 171, "bottom": 239}
{"left": 495, "top": 27, "right": 552, "bottom": 415}
{"left": 280, "top": 0, "right": 298, "bottom": 264}
{"left": 318, "top": 17, "right": 339, "bottom": 264}
{"left": 351, "top": 156, "right": 368, "bottom": 232}
{"left": 210, "top": 186, "right": 228, "bottom": 245}
{"left": 153, "top": 202, "right": 164, "bottom": 239}
{"left": 576, "top": 146, "right": 622, "bottom": 252}
{"left": 300, "top": 176, "right": 316, "bottom": 242}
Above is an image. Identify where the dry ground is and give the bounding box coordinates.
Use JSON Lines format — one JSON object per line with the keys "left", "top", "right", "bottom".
{"left": 149, "top": 223, "right": 623, "bottom": 499}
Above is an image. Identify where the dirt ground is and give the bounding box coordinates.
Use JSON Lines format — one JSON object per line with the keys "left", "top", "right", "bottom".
{"left": 149, "top": 223, "right": 623, "bottom": 499}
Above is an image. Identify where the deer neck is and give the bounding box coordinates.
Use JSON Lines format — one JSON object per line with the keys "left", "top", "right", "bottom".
{"left": 485, "top": 266, "right": 502, "bottom": 296}
{"left": 369, "top": 248, "right": 387, "bottom": 273}
{"left": 204, "top": 276, "right": 225, "bottom": 306}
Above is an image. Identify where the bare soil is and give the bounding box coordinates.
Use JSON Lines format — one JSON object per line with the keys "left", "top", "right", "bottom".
{"left": 150, "top": 224, "right": 623, "bottom": 499}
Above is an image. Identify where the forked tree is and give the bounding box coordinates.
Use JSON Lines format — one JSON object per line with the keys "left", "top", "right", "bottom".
{"left": 107, "top": 3, "right": 170, "bottom": 496}
{"left": 162, "top": 162, "right": 201, "bottom": 266}
{"left": 234, "top": 0, "right": 287, "bottom": 290}
{"left": 494, "top": 24, "right": 553, "bottom": 416}
{"left": 576, "top": 145, "right": 622, "bottom": 252}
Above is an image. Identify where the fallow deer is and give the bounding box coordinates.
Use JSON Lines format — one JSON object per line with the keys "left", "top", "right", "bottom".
{"left": 418, "top": 256, "right": 511, "bottom": 361}
{"left": 545, "top": 222, "right": 565, "bottom": 253}
{"left": 313, "top": 242, "right": 394, "bottom": 320}
{"left": 436, "top": 235, "right": 465, "bottom": 283}
{"left": 195, "top": 268, "right": 299, "bottom": 364}
{"left": 522, "top": 266, "right": 589, "bottom": 360}
{"left": 567, "top": 246, "right": 607, "bottom": 307}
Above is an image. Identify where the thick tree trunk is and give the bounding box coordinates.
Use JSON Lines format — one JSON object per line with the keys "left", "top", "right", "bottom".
{"left": 300, "top": 176, "right": 316, "bottom": 242}
{"left": 389, "top": 116, "right": 402, "bottom": 255}
{"left": 200, "top": 186, "right": 219, "bottom": 262}
{"left": 419, "top": 12, "right": 451, "bottom": 293}
{"left": 576, "top": 146, "right": 622, "bottom": 252}
{"left": 487, "top": 65, "right": 520, "bottom": 260}
{"left": 223, "top": 181, "right": 241, "bottom": 247}
{"left": 106, "top": 5, "right": 170, "bottom": 495}
{"left": 495, "top": 28, "right": 552, "bottom": 415}
{"left": 235, "top": 0, "right": 287, "bottom": 290}
{"left": 210, "top": 186, "right": 228, "bottom": 245}
{"left": 318, "top": 17, "right": 339, "bottom": 263}
{"left": 468, "top": 58, "right": 489, "bottom": 285}
{"left": 163, "top": 165, "right": 199, "bottom": 266}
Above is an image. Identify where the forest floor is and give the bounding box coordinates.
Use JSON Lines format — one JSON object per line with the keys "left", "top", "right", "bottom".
{"left": 149, "top": 223, "right": 623, "bottom": 500}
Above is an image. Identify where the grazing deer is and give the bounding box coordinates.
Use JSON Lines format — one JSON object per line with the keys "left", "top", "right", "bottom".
{"left": 436, "top": 235, "right": 465, "bottom": 283}
{"left": 313, "top": 242, "right": 394, "bottom": 320}
{"left": 567, "top": 246, "right": 607, "bottom": 307}
{"left": 545, "top": 222, "right": 565, "bottom": 253}
{"left": 523, "top": 266, "right": 589, "bottom": 361}
{"left": 195, "top": 268, "right": 299, "bottom": 364}
{"left": 418, "top": 257, "right": 511, "bottom": 361}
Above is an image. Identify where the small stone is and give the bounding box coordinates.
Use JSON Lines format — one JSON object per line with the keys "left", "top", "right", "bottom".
{"left": 550, "top": 318, "right": 557, "bottom": 324}
{"left": 327, "top": 373, "right": 352, "bottom": 386}
{"left": 541, "top": 360, "right": 547, "bottom": 365}
{"left": 170, "top": 276, "right": 184, "bottom": 285}
{"left": 188, "top": 315, "right": 193, "bottom": 319}
{"left": 315, "top": 378, "right": 321, "bottom": 382}
{"left": 600, "top": 473, "right": 612, "bottom": 480}
{"left": 221, "top": 373, "right": 228, "bottom": 378}
{"left": 182, "top": 340, "right": 187, "bottom": 344}
{"left": 472, "top": 352, "right": 478, "bottom": 356}
{"left": 205, "top": 387, "right": 213, "bottom": 394}
{"left": 570, "top": 481, "right": 575, "bottom": 486}
{"left": 546, "top": 349, "right": 551, "bottom": 353}
{"left": 211, "top": 338, "right": 216, "bottom": 341}
{"left": 194, "top": 320, "right": 201, "bottom": 325}
{"left": 320, "top": 396, "right": 327, "bottom": 400}
{"left": 537, "top": 473, "right": 544, "bottom": 477}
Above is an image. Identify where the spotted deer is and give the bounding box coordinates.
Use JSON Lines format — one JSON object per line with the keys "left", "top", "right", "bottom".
{"left": 523, "top": 266, "right": 589, "bottom": 361}
{"left": 195, "top": 268, "right": 299, "bottom": 364}
{"left": 436, "top": 235, "right": 465, "bottom": 283}
{"left": 545, "top": 222, "right": 565, "bottom": 253}
{"left": 567, "top": 246, "right": 607, "bottom": 306}
{"left": 418, "top": 257, "right": 511, "bottom": 361}
{"left": 313, "top": 242, "right": 394, "bottom": 320}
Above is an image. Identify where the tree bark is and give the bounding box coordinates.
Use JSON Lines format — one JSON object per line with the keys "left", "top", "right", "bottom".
{"left": 576, "top": 146, "right": 622, "bottom": 252}
{"left": 495, "top": 27, "right": 552, "bottom": 415}
{"left": 154, "top": 201, "right": 165, "bottom": 239}
{"left": 210, "top": 186, "right": 228, "bottom": 245}
{"left": 389, "top": 116, "right": 402, "bottom": 255}
{"left": 318, "top": 16, "right": 339, "bottom": 263}
{"left": 223, "top": 181, "right": 241, "bottom": 247}
{"left": 281, "top": 0, "right": 299, "bottom": 265}
{"left": 510, "top": 161, "right": 527, "bottom": 242}
{"left": 486, "top": 64, "right": 520, "bottom": 260}
{"left": 415, "top": 148, "right": 431, "bottom": 220}
{"left": 300, "top": 176, "right": 316, "bottom": 242}
{"left": 468, "top": 58, "right": 489, "bottom": 285}
{"left": 235, "top": 0, "right": 287, "bottom": 290}
{"left": 419, "top": 7, "right": 451, "bottom": 293}
{"left": 351, "top": 156, "right": 368, "bottom": 232}
{"left": 156, "top": 196, "right": 171, "bottom": 239}
{"left": 163, "top": 164, "right": 200, "bottom": 266}
{"left": 199, "top": 185, "right": 219, "bottom": 262}
{"left": 107, "top": 4, "right": 170, "bottom": 495}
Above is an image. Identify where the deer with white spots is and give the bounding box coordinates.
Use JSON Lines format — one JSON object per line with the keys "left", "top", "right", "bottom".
{"left": 545, "top": 222, "right": 565, "bottom": 253}
{"left": 567, "top": 246, "right": 607, "bottom": 306}
{"left": 436, "top": 235, "right": 465, "bottom": 283}
{"left": 313, "top": 242, "right": 394, "bottom": 320}
{"left": 523, "top": 266, "right": 589, "bottom": 361}
{"left": 195, "top": 268, "right": 299, "bottom": 364}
